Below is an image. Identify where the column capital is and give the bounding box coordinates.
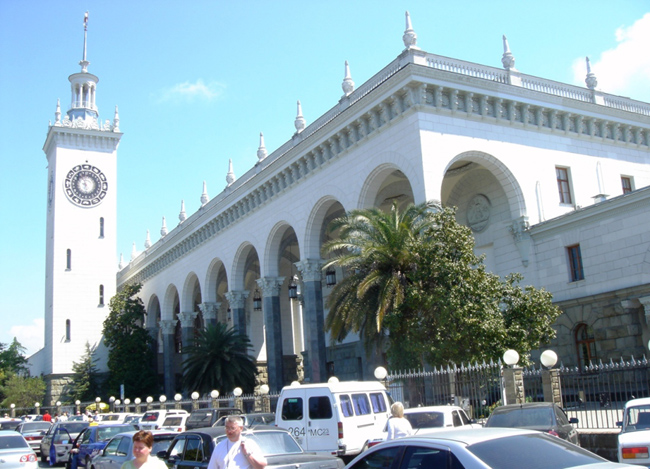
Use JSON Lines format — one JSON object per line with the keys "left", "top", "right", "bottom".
{"left": 256, "top": 277, "right": 285, "bottom": 297}
{"left": 178, "top": 311, "right": 198, "bottom": 328}
{"left": 199, "top": 302, "right": 220, "bottom": 321}
{"left": 296, "top": 259, "right": 323, "bottom": 282}
{"left": 160, "top": 319, "right": 178, "bottom": 334}
{"left": 225, "top": 290, "right": 249, "bottom": 309}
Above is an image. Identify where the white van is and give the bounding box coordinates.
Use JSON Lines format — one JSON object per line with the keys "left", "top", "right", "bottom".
{"left": 138, "top": 409, "right": 188, "bottom": 430}
{"left": 274, "top": 381, "right": 391, "bottom": 457}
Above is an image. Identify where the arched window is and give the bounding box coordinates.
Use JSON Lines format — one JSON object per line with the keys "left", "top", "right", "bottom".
{"left": 65, "top": 319, "right": 71, "bottom": 342}
{"left": 66, "top": 249, "right": 72, "bottom": 270}
{"left": 99, "top": 285, "right": 104, "bottom": 306}
{"left": 575, "top": 323, "right": 596, "bottom": 370}
{"left": 99, "top": 217, "right": 104, "bottom": 238}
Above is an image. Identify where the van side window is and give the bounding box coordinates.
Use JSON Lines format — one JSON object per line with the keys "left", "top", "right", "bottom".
{"left": 369, "top": 392, "right": 387, "bottom": 413}
{"left": 281, "top": 397, "right": 304, "bottom": 421}
{"left": 352, "top": 393, "right": 371, "bottom": 416}
{"left": 309, "top": 396, "right": 333, "bottom": 420}
{"left": 340, "top": 395, "right": 354, "bottom": 417}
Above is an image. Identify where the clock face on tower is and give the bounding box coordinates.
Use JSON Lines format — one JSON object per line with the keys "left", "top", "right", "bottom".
{"left": 64, "top": 164, "right": 108, "bottom": 207}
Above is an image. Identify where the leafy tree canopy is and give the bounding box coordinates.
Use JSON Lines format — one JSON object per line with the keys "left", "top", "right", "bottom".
{"left": 68, "top": 342, "right": 101, "bottom": 403}
{"left": 323, "top": 202, "right": 562, "bottom": 368}
{"left": 104, "top": 283, "right": 158, "bottom": 397}
{"left": 0, "top": 338, "right": 28, "bottom": 377}
{"left": 182, "top": 323, "right": 257, "bottom": 394}
{"left": 0, "top": 375, "right": 45, "bottom": 408}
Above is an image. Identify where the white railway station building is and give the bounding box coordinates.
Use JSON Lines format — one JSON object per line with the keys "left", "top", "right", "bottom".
{"left": 31, "top": 13, "right": 650, "bottom": 400}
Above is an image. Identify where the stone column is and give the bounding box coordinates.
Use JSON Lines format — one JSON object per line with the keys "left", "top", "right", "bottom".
{"left": 258, "top": 277, "right": 285, "bottom": 391}
{"left": 296, "top": 259, "right": 328, "bottom": 383}
{"left": 199, "top": 302, "right": 219, "bottom": 328}
{"left": 542, "top": 368, "right": 563, "bottom": 407}
{"left": 160, "top": 319, "right": 178, "bottom": 396}
{"left": 178, "top": 311, "right": 198, "bottom": 350}
{"left": 225, "top": 291, "right": 249, "bottom": 334}
{"left": 502, "top": 366, "right": 525, "bottom": 405}
{"left": 146, "top": 325, "right": 158, "bottom": 373}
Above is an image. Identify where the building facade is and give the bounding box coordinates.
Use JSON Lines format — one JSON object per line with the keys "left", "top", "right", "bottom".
{"left": 35, "top": 13, "right": 650, "bottom": 399}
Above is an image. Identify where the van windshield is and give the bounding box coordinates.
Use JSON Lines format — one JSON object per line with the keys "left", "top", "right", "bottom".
{"left": 188, "top": 411, "right": 213, "bottom": 425}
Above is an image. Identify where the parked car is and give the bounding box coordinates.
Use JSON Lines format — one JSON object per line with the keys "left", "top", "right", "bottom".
{"left": 212, "top": 413, "right": 275, "bottom": 427}
{"left": 39, "top": 421, "right": 90, "bottom": 463}
{"left": 90, "top": 430, "right": 177, "bottom": 469}
{"left": 617, "top": 397, "right": 650, "bottom": 465}
{"left": 69, "top": 424, "right": 138, "bottom": 468}
{"left": 0, "top": 418, "right": 23, "bottom": 431}
{"left": 159, "top": 414, "right": 189, "bottom": 432}
{"left": 367, "top": 405, "right": 482, "bottom": 448}
{"left": 96, "top": 413, "right": 128, "bottom": 424}
{"left": 484, "top": 402, "right": 580, "bottom": 445}
{"left": 122, "top": 414, "right": 142, "bottom": 426}
{"left": 158, "top": 426, "right": 344, "bottom": 469}
{"left": 14, "top": 420, "right": 52, "bottom": 454}
{"left": 139, "top": 410, "right": 188, "bottom": 431}
{"left": 345, "top": 427, "right": 639, "bottom": 469}
{"left": 185, "top": 408, "right": 241, "bottom": 431}
{"left": 0, "top": 430, "right": 38, "bottom": 469}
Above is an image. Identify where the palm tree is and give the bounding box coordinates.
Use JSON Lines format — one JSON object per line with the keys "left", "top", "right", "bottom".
{"left": 321, "top": 200, "right": 441, "bottom": 352}
{"left": 182, "top": 323, "right": 257, "bottom": 394}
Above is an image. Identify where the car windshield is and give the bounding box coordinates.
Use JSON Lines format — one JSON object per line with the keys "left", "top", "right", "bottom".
{"left": 59, "top": 423, "right": 89, "bottom": 434}
{"left": 124, "top": 416, "right": 140, "bottom": 424}
{"left": 488, "top": 408, "right": 552, "bottom": 427}
{"left": 0, "top": 435, "right": 29, "bottom": 449}
{"left": 141, "top": 412, "right": 160, "bottom": 422}
{"left": 152, "top": 435, "right": 176, "bottom": 455}
{"left": 0, "top": 421, "right": 21, "bottom": 430}
{"left": 405, "top": 412, "right": 445, "bottom": 429}
{"left": 623, "top": 405, "right": 650, "bottom": 432}
{"left": 469, "top": 433, "right": 602, "bottom": 468}
{"left": 97, "top": 427, "right": 132, "bottom": 441}
{"left": 187, "top": 412, "right": 212, "bottom": 425}
{"left": 216, "top": 431, "right": 302, "bottom": 456}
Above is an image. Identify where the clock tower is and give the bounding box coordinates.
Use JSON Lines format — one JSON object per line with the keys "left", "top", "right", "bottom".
{"left": 41, "top": 12, "right": 122, "bottom": 401}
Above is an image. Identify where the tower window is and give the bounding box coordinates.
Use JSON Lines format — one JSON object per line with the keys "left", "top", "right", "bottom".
{"left": 621, "top": 176, "right": 633, "bottom": 194}
{"left": 99, "top": 217, "right": 105, "bottom": 238}
{"left": 65, "top": 320, "right": 71, "bottom": 342}
{"left": 66, "top": 249, "right": 72, "bottom": 270}
{"left": 575, "top": 323, "right": 596, "bottom": 370}
{"left": 99, "top": 285, "right": 105, "bottom": 306}
{"left": 567, "top": 244, "right": 584, "bottom": 282}
{"left": 556, "top": 166, "right": 573, "bottom": 205}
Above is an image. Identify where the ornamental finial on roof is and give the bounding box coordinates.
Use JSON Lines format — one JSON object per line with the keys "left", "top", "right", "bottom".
{"left": 80, "top": 11, "right": 90, "bottom": 72}
{"left": 402, "top": 11, "right": 418, "bottom": 50}
{"left": 201, "top": 181, "right": 209, "bottom": 206}
{"left": 55, "top": 99, "right": 61, "bottom": 125}
{"left": 144, "top": 230, "right": 152, "bottom": 249}
{"left": 118, "top": 253, "right": 124, "bottom": 270}
{"left": 179, "top": 200, "right": 187, "bottom": 222}
{"left": 501, "top": 35, "right": 516, "bottom": 71}
{"left": 342, "top": 61, "right": 355, "bottom": 96}
{"left": 257, "top": 132, "right": 268, "bottom": 161}
{"left": 226, "top": 159, "right": 236, "bottom": 185}
{"left": 161, "top": 216, "right": 168, "bottom": 237}
{"left": 130, "top": 242, "right": 137, "bottom": 261}
{"left": 585, "top": 56, "right": 598, "bottom": 90}
{"left": 113, "top": 106, "right": 120, "bottom": 132}
{"left": 295, "top": 100, "right": 306, "bottom": 133}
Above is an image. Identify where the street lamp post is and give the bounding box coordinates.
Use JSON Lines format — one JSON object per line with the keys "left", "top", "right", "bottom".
{"left": 34, "top": 402, "right": 40, "bottom": 415}
{"left": 233, "top": 388, "right": 243, "bottom": 412}
{"left": 109, "top": 396, "right": 116, "bottom": 412}
{"left": 75, "top": 400, "right": 81, "bottom": 415}
{"left": 95, "top": 397, "right": 101, "bottom": 415}
{"left": 134, "top": 398, "right": 142, "bottom": 413}
{"left": 541, "top": 350, "right": 562, "bottom": 407}
{"left": 191, "top": 392, "right": 200, "bottom": 411}
{"left": 159, "top": 395, "right": 167, "bottom": 411}
{"left": 146, "top": 396, "right": 153, "bottom": 410}
{"left": 174, "top": 394, "right": 182, "bottom": 410}
{"left": 259, "top": 385, "right": 270, "bottom": 413}
{"left": 124, "top": 398, "right": 131, "bottom": 413}
{"left": 114, "top": 399, "right": 121, "bottom": 412}
{"left": 210, "top": 390, "right": 219, "bottom": 409}
{"left": 56, "top": 401, "right": 62, "bottom": 417}
{"left": 10, "top": 404, "right": 15, "bottom": 418}
{"left": 502, "top": 349, "right": 525, "bottom": 405}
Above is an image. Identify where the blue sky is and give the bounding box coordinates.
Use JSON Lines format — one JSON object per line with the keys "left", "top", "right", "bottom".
{"left": 1, "top": 1, "right": 649, "bottom": 357}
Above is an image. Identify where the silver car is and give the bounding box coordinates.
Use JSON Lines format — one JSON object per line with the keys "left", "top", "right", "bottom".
{"left": 90, "top": 431, "right": 177, "bottom": 469}
{"left": 0, "top": 430, "right": 38, "bottom": 469}
{"left": 346, "top": 427, "right": 639, "bottom": 469}
{"left": 14, "top": 421, "right": 51, "bottom": 454}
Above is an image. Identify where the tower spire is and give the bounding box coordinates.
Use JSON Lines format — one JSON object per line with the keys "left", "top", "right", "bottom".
{"left": 66, "top": 11, "right": 99, "bottom": 123}
{"left": 80, "top": 12, "right": 89, "bottom": 73}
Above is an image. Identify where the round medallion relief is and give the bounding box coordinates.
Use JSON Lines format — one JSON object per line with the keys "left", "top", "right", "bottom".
{"left": 467, "top": 194, "right": 491, "bottom": 232}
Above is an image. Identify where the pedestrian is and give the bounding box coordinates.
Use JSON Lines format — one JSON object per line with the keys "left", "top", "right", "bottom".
{"left": 386, "top": 402, "right": 413, "bottom": 440}
{"left": 120, "top": 430, "right": 167, "bottom": 469}
{"left": 207, "top": 415, "right": 267, "bottom": 469}
{"left": 42, "top": 410, "right": 52, "bottom": 422}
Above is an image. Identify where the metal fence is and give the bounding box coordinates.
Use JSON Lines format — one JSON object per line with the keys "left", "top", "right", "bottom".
{"left": 384, "top": 356, "right": 650, "bottom": 429}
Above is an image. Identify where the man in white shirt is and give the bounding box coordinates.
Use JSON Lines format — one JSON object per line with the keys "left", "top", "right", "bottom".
{"left": 207, "top": 415, "right": 267, "bottom": 469}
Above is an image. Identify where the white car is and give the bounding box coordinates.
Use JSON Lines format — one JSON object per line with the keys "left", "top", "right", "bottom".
{"left": 348, "top": 427, "right": 639, "bottom": 469}
{"left": 0, "top": 430, "right": 38, "bottom": 469}
{"left": 618, "top": 397, "right": 650, "bottom": 465}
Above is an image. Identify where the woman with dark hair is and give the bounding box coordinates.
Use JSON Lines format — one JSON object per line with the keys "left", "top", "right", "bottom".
{"left": 121, "top": 430, "right": 168, "bottom": 469}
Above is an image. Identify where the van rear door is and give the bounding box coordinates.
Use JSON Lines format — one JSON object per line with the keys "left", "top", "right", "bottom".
{"left": 304, "top": 394, "right": 337, "bottom": 454}
{"left": 277, "top": 390, "right": 307, "bottom": 448}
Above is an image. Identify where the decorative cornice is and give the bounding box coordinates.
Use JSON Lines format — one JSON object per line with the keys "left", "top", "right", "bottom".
{"left": 117, "top": 61, "right": 650, "bottom": 289}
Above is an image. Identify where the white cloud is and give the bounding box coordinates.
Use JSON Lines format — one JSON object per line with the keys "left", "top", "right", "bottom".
{"left": 157, "top": 79, "right": 226, "bottom": 103}
{"left": 573, "top": 13, "right": 650, "bottom": 103}
{"left": 8, "top": 319, "right": 44, "bottom": 357}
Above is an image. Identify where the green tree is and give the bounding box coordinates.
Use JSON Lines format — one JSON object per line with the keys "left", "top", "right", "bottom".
{"left": 0, "top": 338, "right": 28, "bottom": 376}
{"left": 68, "top": 342, "right": 101, "bottom": 402}
{"left": 182, "top": 323, "right": 257, "bottom": 394}
{"left": 323, "top": 202, "right": 562, "bottom": 368}
{"left": 0, "top": 375, "right": 45, "bottom": 408}
{"left": 322, "top": 201, "right": 441, "bottom": 357}
{"left": 103, "top": 283, "right": 158, "bottom": 397}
